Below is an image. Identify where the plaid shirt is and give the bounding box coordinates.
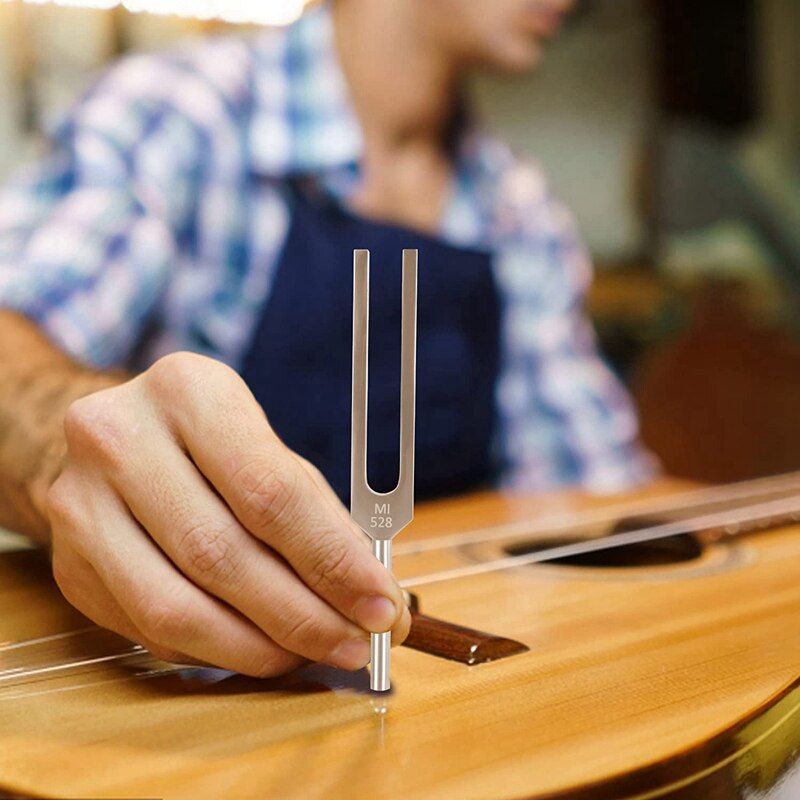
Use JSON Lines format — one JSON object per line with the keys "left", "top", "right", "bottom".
{"left": 0, "top": 4, "right": 655, "bottom": 493}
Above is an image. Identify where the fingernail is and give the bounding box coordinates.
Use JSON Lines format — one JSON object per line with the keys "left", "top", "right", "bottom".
{"left": 328, "top": 638, "right": 371, "bottom": 670}
{"left": 353, "top": 595, "right": 399, "bottom": 633}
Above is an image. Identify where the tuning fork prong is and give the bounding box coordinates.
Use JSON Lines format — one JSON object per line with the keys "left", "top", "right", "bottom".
{"left": 351, "top": 248, "right": 417, "bottom": 693}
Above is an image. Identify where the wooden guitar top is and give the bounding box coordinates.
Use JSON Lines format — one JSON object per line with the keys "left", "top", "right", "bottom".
{"left": 1, "top": 479, "right": 799, "bottom": 799}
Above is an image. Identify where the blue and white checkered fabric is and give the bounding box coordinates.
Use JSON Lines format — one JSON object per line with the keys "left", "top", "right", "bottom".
{"left": 0, "top": 3, "right": 656, "bottom": 493}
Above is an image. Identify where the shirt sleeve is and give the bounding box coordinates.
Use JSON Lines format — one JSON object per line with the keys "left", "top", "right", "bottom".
{"left": 493, "top": 165, "right": 659, "bottom": 494}
{"left": 0, "top": 55, "right": 199, "bottom": 369}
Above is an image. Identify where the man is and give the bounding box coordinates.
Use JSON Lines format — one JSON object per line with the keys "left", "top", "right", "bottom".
{"left": 0, "top": 0, "right": 653, "bottom": 676}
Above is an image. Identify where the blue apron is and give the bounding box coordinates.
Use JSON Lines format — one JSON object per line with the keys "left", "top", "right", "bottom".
{"left": 239, "top": 184, "right": 501, "bottom": 504}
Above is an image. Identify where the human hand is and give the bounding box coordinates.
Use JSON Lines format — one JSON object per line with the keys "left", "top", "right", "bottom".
{"left": 47, "top": 352, "right": 410, "bottom": 677}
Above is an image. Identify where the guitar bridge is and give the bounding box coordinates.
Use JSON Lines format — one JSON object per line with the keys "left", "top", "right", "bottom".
{"left": 403, "top": 593, "right": 529, "bottom": 666}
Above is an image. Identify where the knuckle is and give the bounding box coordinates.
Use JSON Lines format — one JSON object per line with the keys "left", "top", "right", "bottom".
{"left": 62, "top": 392, "right": 127, "bottom": 468}
{"left": 148, "top": 351, "right": 208, "bottom": 384}
{"left": 135, "top": 598, "right": 193, "bottom": 647}
{"left": 235, "top": 461, "right": 300, "bottom": 534}
{"left": 247, "top": 650, "right": 299, "bottom": 679}
{"left": 143, "top": 352, "right": 255, "bottom": 431}
{"left": 146, "top": 352, "right": 237, "bottom": 400}
{"left": 45, "top": 477, "right": 78, "bottom": 529}
{"left": 178, "top": 521, "right": 241, "bottom": 585}
{"left": 303, "top": 538, "right": 358, "bottom": 597}
{"left": 45, "top": 476, "right": 91, "bottom": 544}
{"left": 62, "top": 397, "right": 92, "bottom": 449}
{"left": 277, "top": 607, "right": 326, "bottom": 652}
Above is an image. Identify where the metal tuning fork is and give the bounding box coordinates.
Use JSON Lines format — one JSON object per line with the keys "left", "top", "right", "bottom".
{"left": 351, "top": 248, "right": 418, "bottom": 693}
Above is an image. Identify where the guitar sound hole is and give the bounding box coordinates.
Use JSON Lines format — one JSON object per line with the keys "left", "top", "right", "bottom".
{"left": 504, "top": 517, "right": 704, "bottom": 568}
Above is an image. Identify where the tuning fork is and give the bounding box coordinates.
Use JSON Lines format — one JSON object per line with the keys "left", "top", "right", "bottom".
{"left": 350, "top": 248, "right": 418, "bottom": 693}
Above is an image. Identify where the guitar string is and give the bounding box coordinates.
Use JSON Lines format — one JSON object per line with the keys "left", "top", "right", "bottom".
{"left": 0, "top": 650, "right": 148, "bottom": 683}
{"left": 393, "top": 470, "right": 800, "bottom": 556}
{"left": 0, "top": 626, "right": 95, "bottom": 652}
{"left": 0, "top": 665, "right": 187, "bottom": 702}
{"left": 2, "top": 478, "right": 800, "bottom": 685}
{"left": 399, "top": 494, "right": 800, "bottom": 589}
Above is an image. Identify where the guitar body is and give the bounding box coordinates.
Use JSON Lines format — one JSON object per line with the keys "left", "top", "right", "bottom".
{"left": 1, "top": 480, "right": 800, "bottom": 800}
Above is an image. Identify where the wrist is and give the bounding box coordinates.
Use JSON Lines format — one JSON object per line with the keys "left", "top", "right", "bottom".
{"left": 0, "top": 367, "right": 127, "bottom": 541}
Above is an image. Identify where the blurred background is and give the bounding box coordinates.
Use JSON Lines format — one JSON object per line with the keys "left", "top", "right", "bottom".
{"left": 0, "top": 0, "right": 798, "bottom": 486}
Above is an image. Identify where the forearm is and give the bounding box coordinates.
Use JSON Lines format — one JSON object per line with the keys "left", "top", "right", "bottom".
{"left": 0, "top": 310, "right": 126, "bottom": 543}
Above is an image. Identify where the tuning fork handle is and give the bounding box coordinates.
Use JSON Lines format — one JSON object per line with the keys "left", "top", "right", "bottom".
{"left": 370, "top": 539, "right": 392, "bottom": 692}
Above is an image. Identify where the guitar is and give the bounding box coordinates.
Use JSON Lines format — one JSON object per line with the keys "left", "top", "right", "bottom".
{"left": 1, "top": 475, "right": 800, "bottom": 800}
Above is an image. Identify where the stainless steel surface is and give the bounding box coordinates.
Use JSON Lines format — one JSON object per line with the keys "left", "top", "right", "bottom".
{"left": 350, "top": 248, "right": 417, "bottom": 692}
{"left": 0, "top": 528, "right": 33, "bottom": 553}
{"left": 370, "top": 539, "right": 392, "bottom": 692}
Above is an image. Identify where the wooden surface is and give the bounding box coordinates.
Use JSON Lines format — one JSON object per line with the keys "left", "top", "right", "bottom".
{"left": 2, "top": 479, "right": 800, "bottom": 799}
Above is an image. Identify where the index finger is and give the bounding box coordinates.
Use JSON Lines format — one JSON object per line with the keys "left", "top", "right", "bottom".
{"left": 154, "top": 360, "right": 409, "bottom": 637}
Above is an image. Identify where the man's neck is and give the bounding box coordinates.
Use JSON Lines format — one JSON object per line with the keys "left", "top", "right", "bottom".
{"left": 331, "top": 0, "right": 462, "bottom": 230}
{"left": 332, "top": 0, "right": 460, "bottom": 160}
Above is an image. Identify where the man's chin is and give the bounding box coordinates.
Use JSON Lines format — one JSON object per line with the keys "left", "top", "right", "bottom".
{"left": 483, "top": 41, "right": 544, "bottom": 76}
